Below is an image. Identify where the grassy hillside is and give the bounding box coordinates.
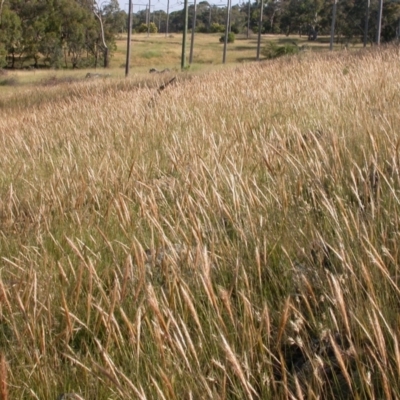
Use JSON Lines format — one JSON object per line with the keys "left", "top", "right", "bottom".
{"left": 0, "top": 46, "right": 400, "bottom": 399}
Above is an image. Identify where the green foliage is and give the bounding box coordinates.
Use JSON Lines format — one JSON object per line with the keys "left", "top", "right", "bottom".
{"left": 262, "top": 41, "right": 299, "bottom": 59}
{"left": 0, "top": 7, "right": 22, "bottom": 68}
{"left": 210, "top": 22, "right": 225, "bottom": 33}
{"left": 39, "top": 32, "right": 62, "bottom": 68}
{"left": 136, "top": 23, "right": 147, "bottom": 33}
{"left": 0, "top": 45, "right": 6, "bottom": 68}
{"left": 381, "top": 2, "right": 400, "bottom": 42}
{"left": 0, "top": 0, "right": 121, "bottom": 69}
{"left": 231, "top": 24, "right": 240, "bottom": 34}
{"left": 219, "top": 32, "right": 235, "bottom": 43}
{"left": 136, "top": 22, "right": 158, "bottom": 33}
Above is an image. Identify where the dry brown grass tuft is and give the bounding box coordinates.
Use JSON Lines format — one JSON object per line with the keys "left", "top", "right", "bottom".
{"left": 0, "top": 353, "right": 7, "bottom": 400}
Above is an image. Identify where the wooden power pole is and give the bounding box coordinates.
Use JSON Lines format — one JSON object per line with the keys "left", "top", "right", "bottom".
{"left": 181, "top": 0, "right": 189, "bottom": 69}
{"left": 256, "top": 0, "right": 263, "bottom": 60}
{"left": 125, "top": 0, "right": 133, "bottom": 77}
{"left": 222, "top": 0, "right": 231, "bottom": 63}
{"left": 166, "top": 0, "right": 170, "bottom": 37}
{"left": 376, "top": 0, "right": 383, "bottom": 44}
{"left": 189, "top": 0, "right": 197, "bottom": 64}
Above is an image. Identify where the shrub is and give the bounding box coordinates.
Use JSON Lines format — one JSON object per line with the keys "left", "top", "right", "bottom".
{"left": 136, "top": 22, "right": 158, "bottom": 34}
{"left": 219, "top": 32, "right": 235, "bottom": 44}
{"left": 210, "top": 23, "right": 225, "bottom": 33}
{"left": 262, "top": 42, "right": 299, "bottom": 59}
{"left": 231, "top": 24, "right": 240, "bottom": 34}
{"left": 0, "top": 77, "right": 18, "bottom": 86}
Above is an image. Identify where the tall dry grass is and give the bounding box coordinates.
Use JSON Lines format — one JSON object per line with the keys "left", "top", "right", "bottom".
{"left": 0, "top": 46, "right": 400, "bottom": 398}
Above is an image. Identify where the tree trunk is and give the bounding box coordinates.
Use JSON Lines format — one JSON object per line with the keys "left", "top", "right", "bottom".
{"left": 0, "top": 0, "right": 5, "bottom": 27}
{"left": 103, "top": 47, "right": 108, "bottom": 68}
{"left": 363, "top": 0, "right": 370, "bottom": 47}
{"left": 93, "top": 7, "right": 109, "bottom": 68}
{"left": 247, "top": 1, "right": 250, "bottom": 38}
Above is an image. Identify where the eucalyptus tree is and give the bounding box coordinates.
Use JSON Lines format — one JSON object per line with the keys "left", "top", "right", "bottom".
{"left": 0, "top": 5, "right": 21, "bottom": 67}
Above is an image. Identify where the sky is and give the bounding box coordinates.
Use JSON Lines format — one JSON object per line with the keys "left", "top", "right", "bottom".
{"left": 119, "top": 0, "right": 242, "bottom": 14}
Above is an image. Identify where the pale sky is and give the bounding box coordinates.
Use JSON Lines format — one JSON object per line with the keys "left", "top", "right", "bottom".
{"left": 119, "top": 0, "right": 242, "bottom": 14}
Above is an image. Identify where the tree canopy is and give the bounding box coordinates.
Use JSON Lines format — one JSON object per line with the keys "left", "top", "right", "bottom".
{"left": 0, "top": 0, "right": 127, "bottom": 68}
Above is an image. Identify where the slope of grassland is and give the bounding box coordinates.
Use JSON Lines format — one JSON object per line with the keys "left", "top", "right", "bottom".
{"left": 0, "top": 47, "right": 400, "bottom": 399}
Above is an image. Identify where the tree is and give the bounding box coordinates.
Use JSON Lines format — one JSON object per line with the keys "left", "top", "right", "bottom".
{"left": 0, "top": 6, "right": 21, "bottom": 67}
{"left": 0, "top": 0, "right": 120, "bottom": 69}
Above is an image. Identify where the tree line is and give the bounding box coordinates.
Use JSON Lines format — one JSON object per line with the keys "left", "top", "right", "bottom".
{"left": 153, "top": 0, "right": 400, "bottom": 43}
{"left": 1, "top": 0, "right": 399, "bottom": 69}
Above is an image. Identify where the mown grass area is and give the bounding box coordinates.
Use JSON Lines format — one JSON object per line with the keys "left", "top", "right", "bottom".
{"left": 0, "top": 45, "right": 399, "bottom": 399}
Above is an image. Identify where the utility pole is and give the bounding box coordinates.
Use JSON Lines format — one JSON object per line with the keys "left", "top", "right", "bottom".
{"left": 166, "top": 0, "right": 170, "bottom": 37}
{"left": 397, "top": 17, "right": 400, "bottom": 41}
{"left": 147, "top": 0, "right": 151, "bottom": 37}
{"left": 189, "top": 0, "right": 197, "bottom": 64}
{"left": 363, "top": 0, "right": 370, "bottom": 47}
{"left": 228, "top": 0, "right": 232, "bottom": 33}
{"left": 222, "top": 0, "right": 231, "bottom": 63}
{"left": 256, "top": 0, "right": 263, "bottom": 61}
{"left": 181, "top": 0, "right": 189, "bottom": 69}
{"left": 330, "top": 0, "right": 337, "bottom": 51}
{"left": 376, "top": 0, "right": 383, "bottom": 44}
{"left": 125, "top": 0, "right": 133, "bottom": 77}
{"left": 247, "top": 0, "right": 251, "bottom": 39}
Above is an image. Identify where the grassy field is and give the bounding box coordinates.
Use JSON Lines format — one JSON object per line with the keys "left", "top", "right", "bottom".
{"left": 112, "top": 32, "right": 348, "bottom": 70}
{"left": 0, "top": 33, "right": 363, "bottom": 91}
{"left": 0, "top": 45, "right": 399, "bottom": 399}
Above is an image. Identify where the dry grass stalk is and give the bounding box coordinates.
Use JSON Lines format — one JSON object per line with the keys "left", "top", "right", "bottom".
{"left": 220, "top": 333, "right": 256, "bottom": 399}
{"left": 0, "top": 354, "right": 7, "bottom": 400}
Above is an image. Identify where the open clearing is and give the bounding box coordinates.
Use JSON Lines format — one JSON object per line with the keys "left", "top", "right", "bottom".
{"left": 0, "top": 33, "right": 362, "bottom": 91}
{"left": 0, "top": 45, "right": 399, "bottom": 398}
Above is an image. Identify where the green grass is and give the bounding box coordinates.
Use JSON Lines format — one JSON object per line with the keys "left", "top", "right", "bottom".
{"left": 140, "top": 49, "right": 163, "bottom": 59}
{"left": 0, "top": 44, "right": 397, "bottom": 399}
